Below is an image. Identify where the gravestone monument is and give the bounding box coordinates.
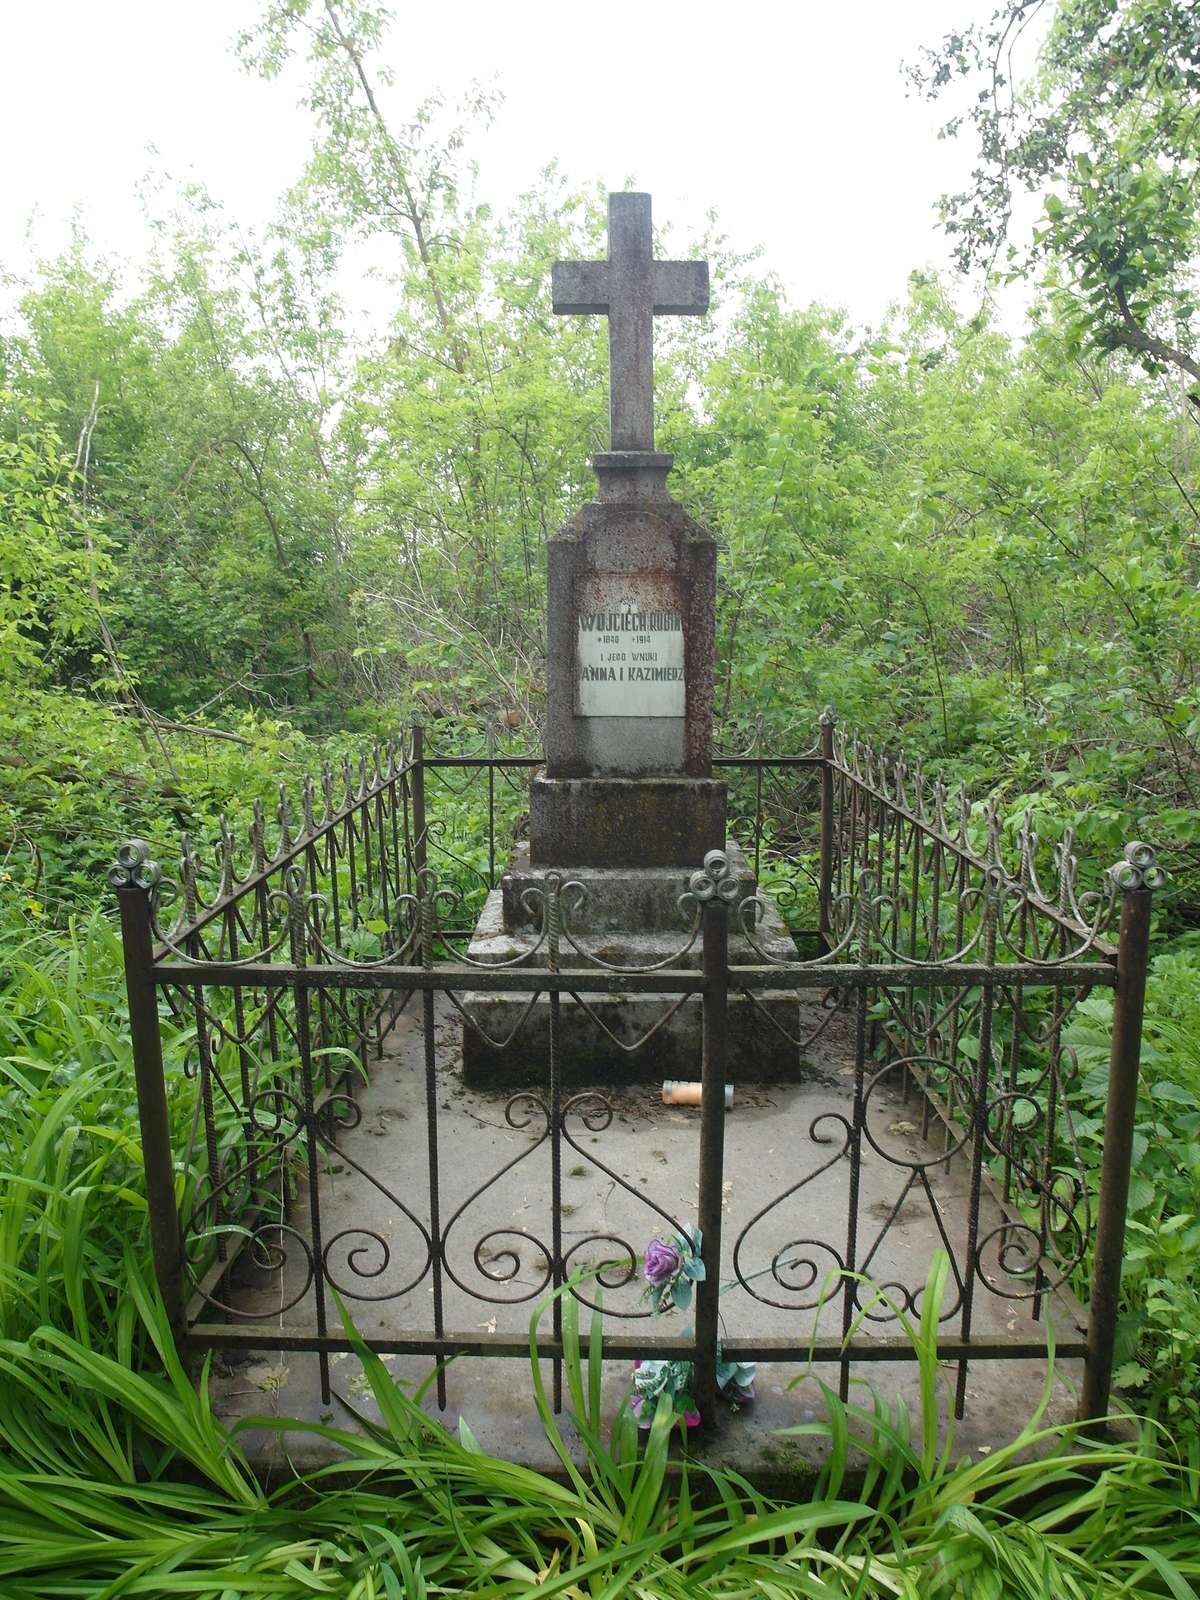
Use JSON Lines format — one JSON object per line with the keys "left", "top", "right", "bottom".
{"left": 463, "top": 193, "right": 799, "bottom": 1083}
{"left": 536, "top": 191, "right": 723, "bottom": 865}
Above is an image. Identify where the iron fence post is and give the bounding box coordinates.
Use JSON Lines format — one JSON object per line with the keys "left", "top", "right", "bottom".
{"left": 818, "top": 708, "right": 836, "bottom": 952}
{"left": 411, "top": 722, "right": 427, "bottom": 877}
{"left": 694, "top": 855, "right": 731, "bottom": 1429}
{"left": 110, "top": 841, "right": 185, "bottom": 1341}
{"left": 546, "top": 873, "right": 564, "bottom": 1413}
{"left": 1080, "top": 842, "right": 1164, "bottom": 1423}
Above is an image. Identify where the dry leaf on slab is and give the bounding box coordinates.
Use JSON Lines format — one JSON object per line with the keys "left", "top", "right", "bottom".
{"left": 248, "top": 1363, "right": 290, "bottom": 1393}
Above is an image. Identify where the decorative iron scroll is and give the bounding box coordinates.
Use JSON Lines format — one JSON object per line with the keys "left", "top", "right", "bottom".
{"left": 829, "top": 726, "right": 1121, "bottom": 963}
{"left": 110, "top": 717, "right": 1148, "bottom": 1424}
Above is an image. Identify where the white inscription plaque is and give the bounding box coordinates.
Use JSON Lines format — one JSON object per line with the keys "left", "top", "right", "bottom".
{"left": 576, "top": 592, "right": 685, "bottom": 718}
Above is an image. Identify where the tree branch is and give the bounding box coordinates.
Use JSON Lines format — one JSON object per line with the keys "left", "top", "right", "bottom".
{"left": 322, "top": 0, "right": 464, "bottom": 372}
{"left": 1111, "top": 280, "right": 1200, "bottom": 386}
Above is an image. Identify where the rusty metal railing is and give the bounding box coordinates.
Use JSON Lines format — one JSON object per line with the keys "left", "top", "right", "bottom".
{"left": 109, "top": 716, "right": 1161, "bottom": 1426}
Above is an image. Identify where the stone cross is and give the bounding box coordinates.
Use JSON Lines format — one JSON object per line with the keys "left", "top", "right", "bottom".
{"left": 552, "top": 192, "right": 709, "bottom": 452}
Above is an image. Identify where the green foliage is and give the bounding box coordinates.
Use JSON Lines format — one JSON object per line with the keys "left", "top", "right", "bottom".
{"left": 0, "top": 906, "right": 184, "bottom": 1347}
{"left": 1067, "top": 936, "right": 1200, "bottom": 1427}
{"left": 908, "top": 0, "right": 1200, "bottom": 386}
{"left": 0, "top": 1256, "right": 1197, "bottom": 1596}
{"left": 0, "top": 389, "right": 107, "bottom": 683}
{"left": 4, "top": 2, "right": 1200, "bottom": 1576}
{"left": 0, "top": 687, "right": 351, "bottom": 916}
{"left": 671, "top": 281, "right": 1200, "bottom": 913}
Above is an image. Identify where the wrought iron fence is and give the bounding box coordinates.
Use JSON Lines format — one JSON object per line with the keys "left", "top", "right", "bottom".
{"left": 109, "top": 716, "right": 1162, "bottom": 1427}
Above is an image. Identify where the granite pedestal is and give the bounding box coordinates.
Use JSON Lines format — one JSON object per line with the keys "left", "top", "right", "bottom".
{"left": 461, "top": 841, "right": 817, "bottom": 1086}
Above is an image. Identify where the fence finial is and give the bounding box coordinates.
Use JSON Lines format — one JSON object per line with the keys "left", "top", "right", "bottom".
{"left": 108, "top": 838, "right": 161, "bottom": 891}
{"left": 932, "top": 772, "right": 949, "bottom": 832}
{"left": 179, "top": 834, "right": 199, "bottom": 921}
{"left": 689, "top": 849, "right": 738, "bottom": 904}
{"left": 1109, "top": 841, "right": 1168, "bottom": 894}
{"left": 276, "top": 784, "right": 294, "bottom": 857}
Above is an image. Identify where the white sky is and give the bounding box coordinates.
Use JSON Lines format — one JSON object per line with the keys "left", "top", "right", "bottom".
{"left": 1, "top": 0, "right": 1019, "bottom": 332}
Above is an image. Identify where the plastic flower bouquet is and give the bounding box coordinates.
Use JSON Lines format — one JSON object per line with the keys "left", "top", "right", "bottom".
{"left": 633, "top": 1226, "right": 757, "bottom": 1428}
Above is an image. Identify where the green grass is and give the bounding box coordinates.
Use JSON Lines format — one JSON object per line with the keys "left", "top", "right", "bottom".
{"left": 2, "top": 904, "right": 1199, "bottom": 1596}
{"left": 0, "top": 1257, "right": 1196, "bottom": 1597}
{"left": 0, "top": 910, "right": 167, "bottom": 1348}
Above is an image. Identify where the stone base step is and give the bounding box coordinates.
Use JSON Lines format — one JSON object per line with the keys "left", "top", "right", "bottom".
{"left": 460, "top": 840, "right": 813, "bottom": 1085}
{"left": 460, "top": 986, "right": 822, "bottom": 1086}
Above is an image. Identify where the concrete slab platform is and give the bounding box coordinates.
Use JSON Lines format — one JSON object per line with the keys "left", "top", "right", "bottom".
{"left": 208, "top": 995, "right": 1087, "bottom": 1489}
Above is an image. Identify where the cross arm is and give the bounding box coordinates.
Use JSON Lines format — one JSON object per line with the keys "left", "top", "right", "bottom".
{"left": 552, "top": 260, "right": 610, "bottom": 315}
{"left": 652, "top": 260, "right": 709, "bottom": 315}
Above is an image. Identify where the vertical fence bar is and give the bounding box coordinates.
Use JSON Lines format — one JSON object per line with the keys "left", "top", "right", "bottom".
{"left": 944, "top": 859, "right": 968, "bottom": 1160}
{"left": 694, "top": 874, "right": 730, "bottom": 1429}
{"left": 388, "top": 750, "right": 403, "bottom": 911}
{"left": 1080, "top": 844, "right": 1161, "bottom": 1422}
{"left": 411, "top": 723, "right": 428, "bottom": 879}
{"left": 487, "top": 727, "right": 497, "bottom": 890}
{"left": 920, "top": 835, "right": 944, "bottom": 1141}
{"left": 417, "top": 869, "right": 448, "bottom": 1410}
{"left": 112, "top": 842, "right": 186, "bottom": 1341}
{"left": 818, "top": 711, "right": 835, "bottom": 952}
{"left": 846, "top": 774, "right": 860, "bottom": 905}
{"left": 955, "top": 879, "right": 998, "bottom": 1419}
{"left": 400, "top": 751, "right": 414, "bottom": 901}
{"left": 282, "top": 868, "right": 331, "bottom": 1405}
{"left": 843, "top": 774, "right": 853, "bottom": 900}
{"left": 305, "top": 838, "right": 335, "bottom": 1087}
{"left": 841, "top": 875, "right": 872, "bottom": 1402}
{"left": 223, "top": 900, "right": 256, "bottom": 1186}
{"left": 1032, "top": 985, "right": 1063, "bottom": 1323}
{"left": 752, "top": 753, "right": 763, "bottom": 883}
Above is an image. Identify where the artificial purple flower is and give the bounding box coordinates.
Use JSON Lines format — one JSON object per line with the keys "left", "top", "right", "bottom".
{"left": 643, "top": 1239, "right": 682, "bottom": 1288}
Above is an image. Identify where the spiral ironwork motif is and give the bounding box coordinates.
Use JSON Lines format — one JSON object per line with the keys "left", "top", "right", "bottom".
{"left": 558, "top": 1092, "right": 690, "bottom": 1317}
{"left": 322, "top": 1225, "right": 432, "bottom": 1301}
{"left": 108, "top": 838, "right": 162, "bottom": 892}
{"left": 185, "top": 1223, "right": 316, "bottom": 1319}
{"left": 560, "top": 1234, "right": 656, "bottom": 1314}
{"left": 1109, "top": 840, "right": 1168, "bottom": 893}
{"left": 440, "top": 1094, "right": 557, "bottom": 1304}
{"left": 732, "top": 1111, "right": 852, "bottom": 1310}
{"left": 860, "top": 1058, "right": 976, "bottom": 1170}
